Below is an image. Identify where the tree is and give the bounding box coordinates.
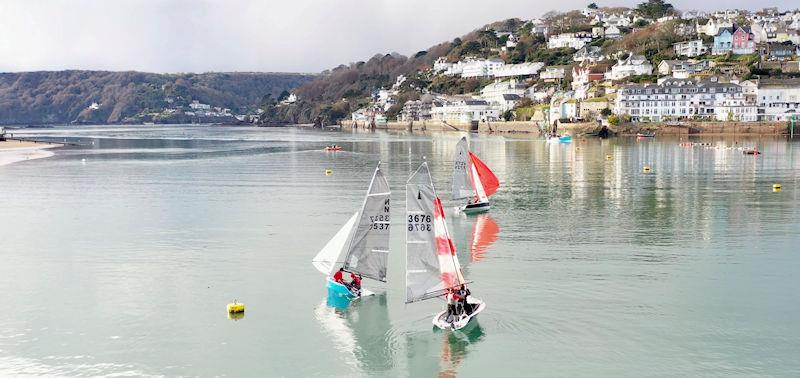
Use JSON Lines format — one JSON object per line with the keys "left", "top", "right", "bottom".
{"left": 608, "top": 114, "right": 620, "bottom": 125}
{"left": 601, "top": 108, "right": 612, "bottom": 117}
{"left": 635, "top": 0, "right": 674, "bottom": 19}
{"left": 502, "top": 110, "right": 514, "bottom": 121}
{"left": 588, "top": 3, "right": 599, "bottom": 9}
{"left": 277, "top": 90, "right": 290, "bottom": 102}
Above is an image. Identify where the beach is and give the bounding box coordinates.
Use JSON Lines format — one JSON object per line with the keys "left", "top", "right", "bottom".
{"left": 0, "top": 140, "right": 62, "bottom": 166}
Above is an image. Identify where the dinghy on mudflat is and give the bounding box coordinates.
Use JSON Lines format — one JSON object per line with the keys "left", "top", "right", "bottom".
{"left": 312, "top": 163, "right": 391, "bottom": 300}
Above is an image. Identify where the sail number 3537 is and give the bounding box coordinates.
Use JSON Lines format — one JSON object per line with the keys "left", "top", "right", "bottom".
{"left": 407, "top": 214, "right": 432, "bottom": 232}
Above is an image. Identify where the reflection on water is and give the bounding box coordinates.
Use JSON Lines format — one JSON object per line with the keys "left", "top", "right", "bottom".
{"left": 2, "top": 126, "right": 800, "bottom": 376}
{"left": 314, "top": 294, "right": 394, "bottom": 374}
{"left": 469, "top": 215, "right": 499, "bottom": 262}
{"left": 438, "top": 321, "right": 485, "bottom": 378}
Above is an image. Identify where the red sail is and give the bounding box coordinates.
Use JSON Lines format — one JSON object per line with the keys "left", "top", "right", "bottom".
{"left": 468, "top": 152, "right": 499, "bottom": 198}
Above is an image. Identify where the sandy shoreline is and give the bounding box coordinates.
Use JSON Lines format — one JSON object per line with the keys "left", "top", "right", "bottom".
{"left": 0, "top": 140, "right": 63, "bottom": 166}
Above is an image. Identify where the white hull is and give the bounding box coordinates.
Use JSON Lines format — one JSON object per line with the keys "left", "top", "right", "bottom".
{"left": 432, "top": 296, "right": 486, "bottom": 330}
{"left": 459, "top": 201, "right": 490, "bottom": 215}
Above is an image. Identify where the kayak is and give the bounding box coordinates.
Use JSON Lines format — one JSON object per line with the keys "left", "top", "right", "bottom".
{"left": 323, "top": 146, "right": 342, "bottom": 151}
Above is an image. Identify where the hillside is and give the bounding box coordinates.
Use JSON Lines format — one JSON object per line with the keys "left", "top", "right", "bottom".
{"left": 0, "top": 71, "right": 315, "bottom": 125}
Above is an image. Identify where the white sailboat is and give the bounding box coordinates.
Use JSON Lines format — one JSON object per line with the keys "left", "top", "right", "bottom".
{"left": 452, "top": 137, "right": 499, "bottom": 214}
{"left": 406, "top": 160, "right": 485, "bottom": 330}
{"left": 312, "top": 162, "right": 391, "bottom": 299}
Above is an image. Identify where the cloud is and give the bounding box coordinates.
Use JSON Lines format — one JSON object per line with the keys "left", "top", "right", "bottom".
{"left": 0, "top": 0, "right": 788, "bottom": 73}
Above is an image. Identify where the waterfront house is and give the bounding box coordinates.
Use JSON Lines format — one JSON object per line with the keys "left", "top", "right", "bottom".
{"left": 615, "top": 78, "right": 756, "bottom": 121}
{"left": 756, "top": 79, "right": 800, "bottom": 121}
{"left": 431, "top": 98, "right": 500, "bottom": 123}
{"left": 674, "top": 39, "right": 707, "bottom": 57}
{"left": 480, "top": 79, "right": 527, "bottom": 110}
{"left": 606, "top": 54, "right": 653, "bottom": 80}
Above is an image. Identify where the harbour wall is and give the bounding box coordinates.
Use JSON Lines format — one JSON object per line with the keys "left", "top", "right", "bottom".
{"left": 341, "top": 120, "right": 790, "bottom": 136}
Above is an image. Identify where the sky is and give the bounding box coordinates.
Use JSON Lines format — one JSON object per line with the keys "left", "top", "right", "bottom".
{"left": 0, "top": 0, "right": 791, "bottom": 74}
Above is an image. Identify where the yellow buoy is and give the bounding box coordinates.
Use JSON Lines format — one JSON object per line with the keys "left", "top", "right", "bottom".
{"left": 227, "top": 301, "right": 245, "bottom": 314}
{"left": 773, "top": 184, "right": 782, "bottom": 192}
{"left": 227, "top": 312, "right": 245, "bottom": 320}
{"left": 325, "top": 169, "right": 333, "bottom": 176}
{"left": 606, "top": 154, "right": 613, "bottom": 160}
{"left": 643, "top": 165, "right": 651, "bottom": 173}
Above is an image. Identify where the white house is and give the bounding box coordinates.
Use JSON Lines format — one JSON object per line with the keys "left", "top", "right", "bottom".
{"left": 547, "top": 32, "right": 593, "bottom": 50}
{"left": 604, "top": 15, "right": 631, "bottom": 28}
{"left": 615, "top": 78, "right": 757, "bottom": 121}
{"left": 433, "top": 57, "right": 453, "bottom": 72}
{"left": 461, "top": 58, "right": 505, "bottom": 78}
{"left": 605, "top": 26, "right": 622, "bottom": 39}
{"left": 189, "top": 100, "right": 211, "bottom": 110}
{"left": 431, "top": 99, "right": 500, "bottom": 123}
{"left": 674, "top": 39, "right": 707, "bottom": 57}
{"left": 480, "top": 79, "right": 527, "bottom": 111}
{"left": 494, "top": 62, "right": 544, "bottom": 77}
{"left": 606, "top": 55, "right": 653, "bottom": 80}
{"left": 573, "top": 46, "right": 605, "bottom": 63}
{"left": 757, "top": 80, "right": 800, "bottom": 121}
{"left": 540, "top": 67, "right": 567, "bottom": 81}
{"left": 697, "top": 18, "right": 733, "bottom": 36}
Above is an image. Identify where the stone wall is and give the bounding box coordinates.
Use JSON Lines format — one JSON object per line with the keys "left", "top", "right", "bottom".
{"left": 612, "top": 121, "right": 788, "bottom": 135}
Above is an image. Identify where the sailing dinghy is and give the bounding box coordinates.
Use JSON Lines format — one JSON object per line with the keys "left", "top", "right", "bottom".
{"left": 452, "top": 137, "right": 500, "bottom": 215}
{"left": 406, "top": 160, "right": 485, "bottom": 330}
{"left": 312, "top": 162, "right": 391, "bottom": 299}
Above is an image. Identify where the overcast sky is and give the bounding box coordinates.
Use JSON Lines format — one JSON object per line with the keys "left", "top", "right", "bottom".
{"left": 0, "top": 0, "right": 791, "bottom": 73}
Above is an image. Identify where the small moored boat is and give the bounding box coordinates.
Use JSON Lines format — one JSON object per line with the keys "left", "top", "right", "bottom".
{"left": 323, "top": 145, "right": 342, "bottom": 151}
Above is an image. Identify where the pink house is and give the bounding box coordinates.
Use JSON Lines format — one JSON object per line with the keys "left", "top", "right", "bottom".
{"left": 731, "top": 26, "right": 755, "bottom": 54}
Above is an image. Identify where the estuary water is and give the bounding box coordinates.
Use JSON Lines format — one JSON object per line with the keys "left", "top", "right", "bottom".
{"left": 1, "top": 125, "right": 799, "bottom": 376}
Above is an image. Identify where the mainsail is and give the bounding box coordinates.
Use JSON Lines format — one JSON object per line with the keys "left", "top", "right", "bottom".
{"left": 406, "top": 161, "right": 465, "bottom": 304}
{"left": 342, "top": 164, "right": 391, "bottom": 282}
{"left": 452, "top": 137, "right": 472, "bottom": 200}
{"left": 313, "top": 212, "right": 359, "bottom": 276}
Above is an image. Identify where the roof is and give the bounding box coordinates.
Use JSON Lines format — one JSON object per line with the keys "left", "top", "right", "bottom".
{"left": 464, "top": 100, "right": 488, "bottom": 105}
{"left": 502, "top": 94, "right": 522, "bottom": 100}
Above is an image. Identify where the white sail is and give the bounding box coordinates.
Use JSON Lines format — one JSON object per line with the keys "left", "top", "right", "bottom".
{"left": 452, "top": 137, "right": 473, "bottom": 200}
{"left": 406, "top": 161, "right": 454, "bottom": 303}
{"left": 342, "top": 164, "right": 391, "bottom": 282}
{"left": 312, "top": 212, "right": 359, "bottom": 276}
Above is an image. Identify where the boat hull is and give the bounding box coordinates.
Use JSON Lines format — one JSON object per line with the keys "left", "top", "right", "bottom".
{"left": 432, "top": 296, "right": 486, "bottom": 331}
{"left": 326, "top": 277, "right": 374, "bottom": 300}
{"left": 461, "top": 201, "right": 490, "bottom": 215}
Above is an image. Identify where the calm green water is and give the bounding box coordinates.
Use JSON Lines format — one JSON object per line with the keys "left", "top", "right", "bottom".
{"left": 1, "top": 125, "right": 799, "bottom": 376}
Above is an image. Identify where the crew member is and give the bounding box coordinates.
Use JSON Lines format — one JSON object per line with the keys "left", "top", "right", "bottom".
{"left": 333, "top": 267, "right": 345, "bottom": 284}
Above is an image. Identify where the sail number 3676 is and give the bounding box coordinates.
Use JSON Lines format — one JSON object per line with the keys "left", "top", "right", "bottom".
{"left": 407, "top": 214, "right": 432, "bottom": 232}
